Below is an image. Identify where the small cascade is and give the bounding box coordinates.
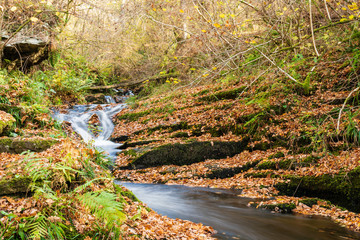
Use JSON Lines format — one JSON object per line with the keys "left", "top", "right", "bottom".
{"left": 53, "top": 103, "right": 126, "bottom": 161}
{"left": 104, "top": 95, "right": 116, "bottom": 104}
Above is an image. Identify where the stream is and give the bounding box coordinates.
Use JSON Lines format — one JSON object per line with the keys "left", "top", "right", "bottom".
{"left": 53, "top": 99, "right": 360, "bottom": 240}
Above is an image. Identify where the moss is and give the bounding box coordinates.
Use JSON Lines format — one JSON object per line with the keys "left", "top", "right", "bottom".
{"left": 301, "top": 155, "right": 320, "bottom": 166}
{"left": 118, "top": 105, "right": 176, "bottom": 122}
{"left": 192, "top": 89, "right": 210, "bottom": 97}
{"left": 299, "top": 198, "right": 323, "bottom": 207}
{"left": 275, "top": 167, "right": 360, "bottom": 212}
{"left": 11, "top": 138, "right": 58, "bottom": 154}
{"left": 118, "top": 110, "right": 152, "bottom": 122}
{"left": 0, "top": 137, "right": 58, "bottom": 153}
{"left": 130, "top": 140, "right": 249, "bottom": 168}
{"left": 199, "top": 86, "right": 246, "bottom": 102}
{"left": 244, "top": 171, "right": 277, "bottom": 178}
{"left": 256, "top": 157, "right": 319, "bottom": 171}
{"left": 0, "top": 104, "right": 23, "bottom": 126}
{"left": 256, "top": 159, "right": 293, "bottom": 170}
{"left": 206, "top": 160, "right": 261, "bottom": 179}
{"left": 268, "top": 151, "right": 285, "bottom": 159}
{"left": 122, "top": 149, "right": 138, "bottom": 157}
{"left": 114, "top": 184, "right": 140, "bottom": 202}
{"left": 0, "top": 118, "right": 15, "bottom": 136}
{"left": 250, "top": 202, "right": 296, "bottom": 213}
{"left": 0, "top": 176, "right": 32, "bottom": 195}
{"left": 170, "top": 132, "right": 189, "bottom": 138}
{"left": 119, "top": 140, "right": 158, "bottom": 150}
{"left": 134, "top": 122, "right": 190, "bottom": 136}
{"left": 121, "top": 191, "right": 140, "bottom": 202}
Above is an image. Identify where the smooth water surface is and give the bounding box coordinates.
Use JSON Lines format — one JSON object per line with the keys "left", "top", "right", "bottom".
{"left": 118, "top": 182, "right": 360, "bottom": 240}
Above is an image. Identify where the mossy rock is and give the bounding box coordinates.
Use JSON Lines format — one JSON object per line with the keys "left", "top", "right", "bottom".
{"left": 250, "top": 202, "right": 296, "bottom": 213}
{"left": 129, "top": 140, "right": 249, "bottom": 168}
{"left": 0, "top": 177, "right": 32, "bottom": 196}
{"left": 256, "top": 159, "right": 293, "bottom": 170}
{"left": 206, "top": 160, "right": 261, "bottom": 179}
{"left": 0, "top": 104, "right": 23, "bottom": 126}
{"left": 0, "top": 110, "right": 16, "bottom": 136}
{"left": 114, "top": 183, "right": 140, "bottom": 202}
{"left": 0, "top": 137, "right": 58, "bottom": 153}
{"left": 170, "top": 132, "right": 189, "bottom": 138}
{"left": 275, "top": 167, "right": 360, "bottom": 212}
{"left": 268, "top": 151, "right": 285, "bottom": 159}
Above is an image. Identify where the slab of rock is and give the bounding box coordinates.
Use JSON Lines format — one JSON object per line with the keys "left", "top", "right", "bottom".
{"left": 128, "top": 140, "right": 249, "bottom": 169}
{"left": 3, "top": 37, "right": 48, "bottom": 59}
{"left": 0, "top": 137, "right": 58, "bottom": 154}
{"left": 0, "top": 177, "right": 32, "bottom": 196}
{"left": 1, "top": 35, "right": 49, "bottom": 69}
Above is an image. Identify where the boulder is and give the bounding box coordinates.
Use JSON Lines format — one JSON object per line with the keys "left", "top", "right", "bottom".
{"left": 1, "top": 35, "right": 49, "bottom": 69}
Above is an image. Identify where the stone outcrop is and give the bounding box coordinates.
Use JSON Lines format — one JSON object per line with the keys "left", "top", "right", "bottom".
{"left": 1, "top": 35, "right": 50, "bottom": 70}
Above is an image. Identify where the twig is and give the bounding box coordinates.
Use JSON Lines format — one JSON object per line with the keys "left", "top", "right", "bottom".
{"left": 255, "top": 48, "right": 300, "bottom": 84}
{"left": 309, "top": 0, "right": 320, "bottom": 56}
{"left": 239, "top": 0, "right": 259, "bottom": 12}
{"left": 239, "top": 67, "right": 270, "bottom": 97}
{"left": 144, "top": 14, "right": 194, "bottom": 36}
{"left": 324, "top": 0, "right": 332, "bottom": 21}
{"left": 336, "top": 87, "right": 360, "bottom": 133}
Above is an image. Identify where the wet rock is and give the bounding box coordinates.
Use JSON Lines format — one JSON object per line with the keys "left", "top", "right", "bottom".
{"left": 85, "top": 94, "right": 107, "bottom": 104}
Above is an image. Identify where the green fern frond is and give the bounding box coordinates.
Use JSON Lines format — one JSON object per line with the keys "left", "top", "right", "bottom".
{"left": 26, "top": 214, "right": 65, "bottom": 240}
{"left": 28, "top": 215, "right": 48, "bottom": 239}
{"left": 78, "top": 191, "right": 126, "bottom": 226}
{"left": 72, "top": 177, "right": 111, "bottom": 193}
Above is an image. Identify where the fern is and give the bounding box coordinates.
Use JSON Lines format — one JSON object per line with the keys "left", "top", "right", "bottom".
{"left": 28, "top": 215, "right": 48, "bottom": 239}
{"left": 78, "top": 191, "right": 126, "bottom": 226}
{"left": 72, "top": 177, "right": 111, "bottom": 193}
{"left": 25, "top": 156, "right": 52, "bottom": 182}
{"left": 26, "top": 214, "right": 66, "bottom": 240}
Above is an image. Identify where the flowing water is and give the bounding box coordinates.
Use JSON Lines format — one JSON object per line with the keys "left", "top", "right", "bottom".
{"left": 119, "top": 182, "right": 360, "bottom": 240}
{"left": 53, "top": 101, "right": 360, "bottom": 240}
{"left": 52, "top": 101, "right": 126, "bottom": 160}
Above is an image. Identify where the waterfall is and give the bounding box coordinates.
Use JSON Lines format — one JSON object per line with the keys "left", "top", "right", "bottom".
{"left": 105, "top": 95, "right": 116, "bottom": 104}
{"left": 53, "top": 103, "right": 126, "bottom": 161}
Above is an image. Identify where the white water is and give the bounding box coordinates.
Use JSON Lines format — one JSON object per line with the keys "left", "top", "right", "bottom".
{"left": 53, "top": 103, "right": 126, "bottom": 161}
{"left": 105, "top": 95, "right": 116, "bottom": 104}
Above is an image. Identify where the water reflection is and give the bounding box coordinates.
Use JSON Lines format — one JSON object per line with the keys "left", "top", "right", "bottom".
{"left": 118, "top": 182, "right": 360, "bottom": 240}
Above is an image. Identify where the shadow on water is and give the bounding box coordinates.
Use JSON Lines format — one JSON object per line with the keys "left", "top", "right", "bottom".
{"left": 117, "top": 181, "right": 360, "bottom": 240}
